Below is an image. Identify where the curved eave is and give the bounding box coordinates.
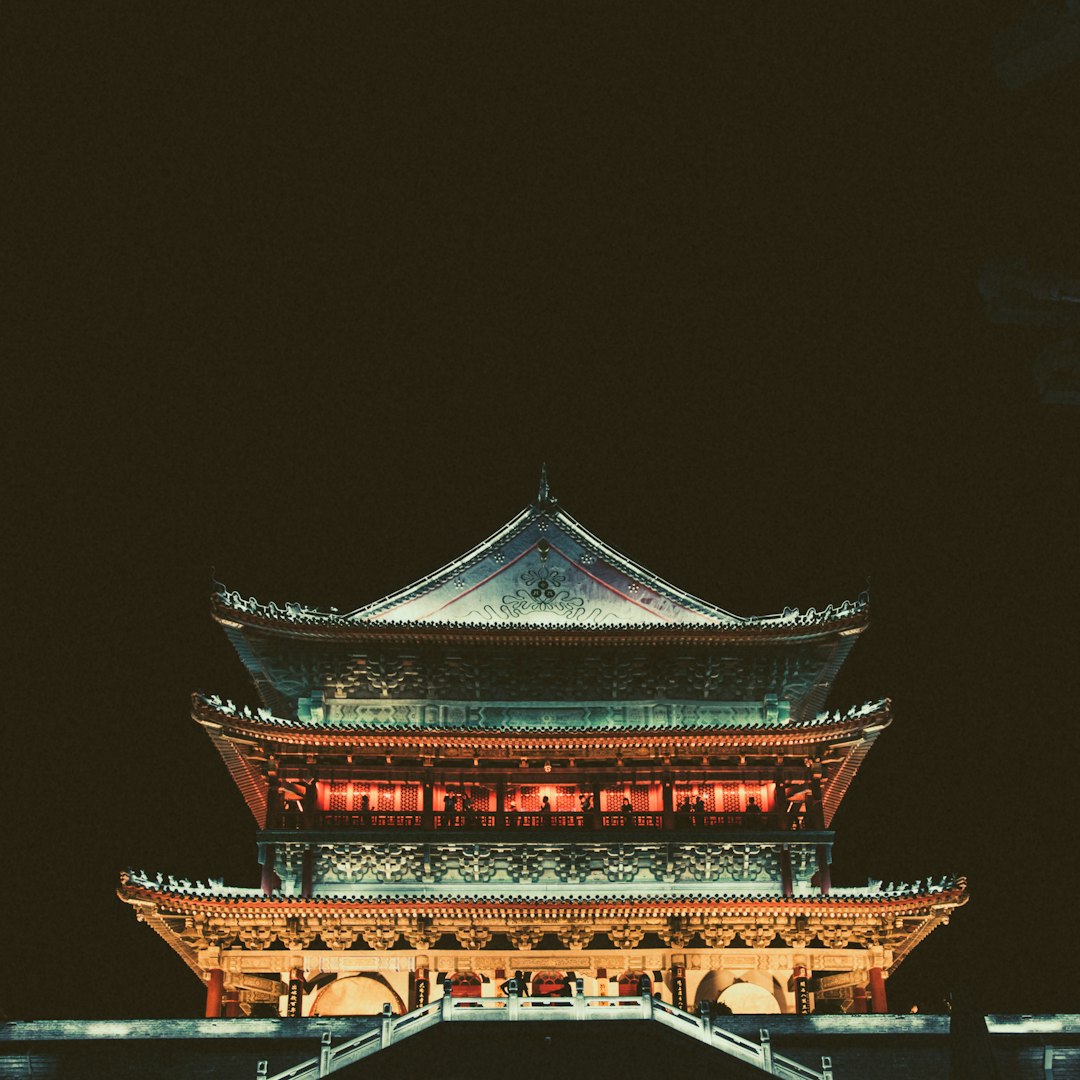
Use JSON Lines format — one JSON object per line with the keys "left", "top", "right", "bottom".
{"left": 118, "top": 891, "right": 208, "bottom": 983}
{"left": 118, "top": 878, "right": 968, "bottom": 919}
{"left": 203, "top": 729, "right": 268, "bottom": 827}
{"left": 821, "top": 715, "right": 893, "bottom": 827}
{"left": 212, "top": 601, "right": 869, "bottom": 647}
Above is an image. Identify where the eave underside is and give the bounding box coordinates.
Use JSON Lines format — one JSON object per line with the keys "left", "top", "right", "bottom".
{"left": 119, "top": 879, "right": 967, "bottom": 980}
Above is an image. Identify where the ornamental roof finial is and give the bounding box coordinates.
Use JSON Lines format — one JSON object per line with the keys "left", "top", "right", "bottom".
{"left": 537, "top": 462, "right": 555, "bottom": 505}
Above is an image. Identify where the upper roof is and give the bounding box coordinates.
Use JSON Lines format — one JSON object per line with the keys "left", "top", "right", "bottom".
{"left": 214, "top": 474, "right": 868, "bottom": 633}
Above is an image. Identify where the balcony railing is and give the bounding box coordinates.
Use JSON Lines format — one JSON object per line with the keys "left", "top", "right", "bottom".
{"left": 268, "top": 809, "right": 797, "bottom": 832}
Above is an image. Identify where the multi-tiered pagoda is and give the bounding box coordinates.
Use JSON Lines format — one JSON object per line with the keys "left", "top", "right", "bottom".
{"left": 120, "top": 474, "right": 966, "bottom": 1019}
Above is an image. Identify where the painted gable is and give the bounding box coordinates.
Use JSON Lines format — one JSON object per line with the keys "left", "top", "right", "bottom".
{"left": 349, "top": 501, "right": 742, "bottom": 626}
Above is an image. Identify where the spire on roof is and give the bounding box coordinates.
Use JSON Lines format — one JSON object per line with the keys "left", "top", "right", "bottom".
{"left": 537, "top": 463, "right": 555, "bottom": 506}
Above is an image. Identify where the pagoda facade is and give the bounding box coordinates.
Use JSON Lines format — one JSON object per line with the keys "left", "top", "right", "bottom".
{"left": 120, "top": 475, "right": 966, "bottom": 1018}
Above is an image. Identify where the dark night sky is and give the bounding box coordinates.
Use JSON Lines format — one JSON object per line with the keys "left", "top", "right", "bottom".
{"left": 7, "top": 3, "right": 1079, "bottom": 1020}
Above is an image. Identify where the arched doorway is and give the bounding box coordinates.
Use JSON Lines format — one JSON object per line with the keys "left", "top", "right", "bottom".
{"left": 310, "top": 973, "right": 406, "bottom": 1016}
{"left": 532, "top": 970, "right": 570, "bottom": 997}
{"left": 617, "top": 970, "right": 650, "bottom": 996}
{"left": 446, "top": 972, "right": 483, "bottom": 998}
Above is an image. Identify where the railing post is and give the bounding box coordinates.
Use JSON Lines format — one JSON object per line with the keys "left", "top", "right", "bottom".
{"left": 506, "top": 977, "right": 520, "bottom": 1020}
{"left": 821, "top": 1055, "right": 833, "bottom": 1080}
{"left": 574, "top": 977, "right": 586, "bottom": 1019}
{"left": 441, "top": 984, "right": 454, "bottom": 1021}
{"left": 759, "top": 1028, "right": 773, "bottom": 1073}
{"left": 641, "top": 990, "right": 654, "bottom": 1020}
{"left": 698, "top": 1001, "right": 712, "bottom": 1042}
{"left": 381, "top": 1002, "right": 394, "bottom": 1045}
{"left": 318, "top": 1031, "right": 332, "bottom": 1078}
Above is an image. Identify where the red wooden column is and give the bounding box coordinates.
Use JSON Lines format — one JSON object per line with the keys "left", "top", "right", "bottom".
{"left": 662, "top": 781, "right": 674, "bottom": 830}
{"left": 868, "top": 967, "right": 888, "bottom": 1013}
{"left": 851, "top": 984, "right": 868, "bottom": 1013}
{"left": 223, "top": 990, "right": 241, "bottom": 1017}
{"left": 205, "top": 969, "right": 224, "bottom": 1017}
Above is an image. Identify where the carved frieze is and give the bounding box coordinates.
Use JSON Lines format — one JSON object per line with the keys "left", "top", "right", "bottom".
{"left": 291, "top": 839, "right": 799, "bottom": 889}
{"left": 249, "top": 640, "right": 832, "bottom": 709}
{"left": 324, "top": 699, "right": 771, "bottom": 729}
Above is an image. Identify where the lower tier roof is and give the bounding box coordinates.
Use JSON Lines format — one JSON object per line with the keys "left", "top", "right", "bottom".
{"left": 119, "top": 871, "right": 967, "bottom": 980}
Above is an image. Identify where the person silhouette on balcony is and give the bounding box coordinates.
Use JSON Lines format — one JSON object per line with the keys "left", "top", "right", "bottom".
{"left": 621, "top": 797, "right": 635, "bottom": 827}
{"left": 693, "top": 796, "right": 705, "bottom": 826}
{"left": 745, "top": 796, "right": 762, "bottom": 825}
{"left": 359, "top": 792, "right": 370, "bottom": 823}
{"left": 540, "top": 796, "right": 552, "bottom": 823}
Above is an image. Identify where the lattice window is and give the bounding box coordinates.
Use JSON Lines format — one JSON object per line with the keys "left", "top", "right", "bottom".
{"left": 601, "top": 785, "right": 624, "bottom": 811}
{"left": 378, "top": 784, "right": 395, "bottom": 810}
{"left": 604, "top": 784, "right": 660, "bottom": 810}
{"left": 555, "top": 786, "right": 578, "bottom": 811}
{"left": 719, "top": 784, "right": 739, "bottom": 812}
{"left": 400, "top": 785, "right": 418, "bottom": 812}
{"left": 466, "top": 785, "right": 492, "bottom": 810}
{"left": 515, "top": 785, "right": 540, "bottom": 810}
{"left": 328, "top": 784, "right": 348, "bottom": 812}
